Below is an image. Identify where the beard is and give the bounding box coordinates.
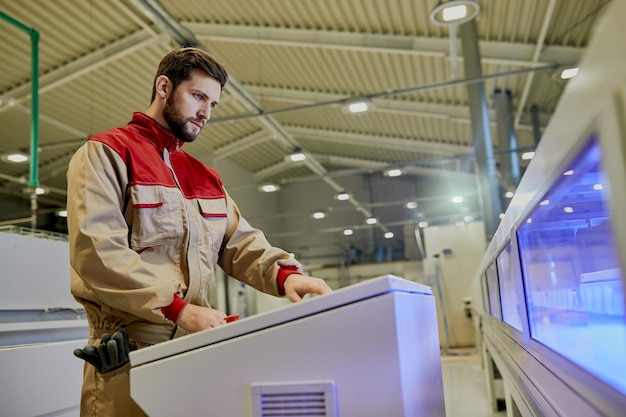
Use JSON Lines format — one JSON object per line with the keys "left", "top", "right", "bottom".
{"left": 163, "top": 94, "right": 202, "bottom": 143}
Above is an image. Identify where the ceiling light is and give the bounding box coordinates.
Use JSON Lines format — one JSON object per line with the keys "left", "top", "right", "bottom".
{"left": 563, "top": 206, "right": 574, "bottom": 213}
{"left": 343, "top": 229, "right": 354, "bottom": 236}
{"left": 560, "top": 67, "right": 579, "bottom": 80}
{"left": 287, "top": 148, "right": 306, "bottom": 162}
{"left": 521, "top": 151, "right": 535, "bottom": 160}
{"left": 430, "top": 1, "right": 480, "bottom": 27}
{"left": 258, "top": 183, "right": 280, "bottom": 192}
{"left": 418, "top": 221, "right": 429, "bottom": 228}
{"left": 312, "top": 211, "right": 326, "bottom": 219}
{"left": 505, "top": 191, "right": 514, "bottom": 199}
{"left": 336, "top": 191, "right": 350, "bottom": 201}
{"left": 23, "top": 186, "right": 47, "bottom": 195}
{"left": 386, "top": 168, "right": 403, "bottom": 177}
{"left": 384, "top": 232, "right": 394, "bottom": 239}
{"left": 341, "top": 98, "right": 375, "bottom": 114}
{"left": 464, "top": 215, "right": 474, "bottom": 222}
{"left": 563, "top": 170, "right": 574, "bottom": 176}
{"left": 540, "top": 199, "right": 550, "bottom": 206}
{"left": 366, "top": 217, "right": 377, "bottom": 225}
{"left": 593, "top": 183, "right": 603, "bottom": 191}
{"left": 2, "top": 152, "right": 29, "bottom": 163}
{"left": 451, "top": 196, "right": 464, "bottom": 203}
{"left": 406, "top": 201, "right": 418, "bottom": 209}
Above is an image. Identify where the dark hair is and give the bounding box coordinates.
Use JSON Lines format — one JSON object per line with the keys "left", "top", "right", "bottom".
{"left": 150, "top": 47, "right": 229, "bottom": 102}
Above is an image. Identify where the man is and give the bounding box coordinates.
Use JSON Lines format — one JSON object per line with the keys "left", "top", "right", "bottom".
{"left": 67, "top": 47, "right": 331, "bottom": 416}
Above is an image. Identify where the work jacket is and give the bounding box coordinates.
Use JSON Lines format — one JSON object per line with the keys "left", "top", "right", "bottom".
{"left": 67, "top": 112, "right": 301, "bottom": 345}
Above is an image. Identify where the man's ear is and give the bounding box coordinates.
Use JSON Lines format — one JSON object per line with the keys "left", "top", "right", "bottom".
{"left": 155, "top": 75, "right": 170, "bottom": 99}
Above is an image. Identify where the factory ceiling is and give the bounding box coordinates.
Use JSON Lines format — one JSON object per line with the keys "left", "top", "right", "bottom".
{"left": 0, "top": 0, "right": 612, "bottom": 262}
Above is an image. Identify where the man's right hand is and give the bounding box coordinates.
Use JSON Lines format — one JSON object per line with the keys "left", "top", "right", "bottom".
{"left": 176, "top": 303, "right": 227, "bottom": 332}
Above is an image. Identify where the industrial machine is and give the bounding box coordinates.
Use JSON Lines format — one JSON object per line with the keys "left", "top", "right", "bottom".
{"left": 130, "top": 275, "right": 445, "bottom": 416}
{"left": 473, "top": 2, "right": 626, "bottom": 416}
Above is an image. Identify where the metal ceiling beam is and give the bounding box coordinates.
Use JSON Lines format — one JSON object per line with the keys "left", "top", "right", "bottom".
{"left": 514, "top": 0, "right": 557, "bottom": 129}
{"left": 213, "top": 130, "right": 271, "bottom": 161}
{"left": 0, "top": 31, "right": 169, "bottom": 113}
{"left": 187, "top": 22, "right": 583, "bottom": 68}
{"left": 243, "top": 85, "right": 552, "bottom": 130}
{"left": 288, "top": 126, "right": 472, "bottom": 155}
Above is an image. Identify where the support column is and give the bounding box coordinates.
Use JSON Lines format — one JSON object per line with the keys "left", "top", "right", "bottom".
{"left": 493, "top": 89, "right": 521, "bottom": 186}
{"left": 460, "top": 19, "right": 502, "bottom": 239}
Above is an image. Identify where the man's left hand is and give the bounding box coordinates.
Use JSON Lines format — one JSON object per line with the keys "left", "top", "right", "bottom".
{"left": 283, "top": 274, "right": 332, "bottom": 302}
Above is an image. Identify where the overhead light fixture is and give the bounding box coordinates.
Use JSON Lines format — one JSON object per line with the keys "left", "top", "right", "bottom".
{"left": 366, "top": 217, "right": 378, "bottom": 225}
{"left": 418, "top": 221, "right": 429, "bottom": 228}
{"left": 521, "top": 151, "right": 535, "bottom": 160}
{"left": 343, "top": 228, "right": 354, "bottom": 236}
{"left": 505, "top": 191, "right": 515, "bottom": 199}
{"left": 430, "top": 1, "right": 480, "bottom": 26}
{"left": 341, "top": 98, "right": 375, "bottom": 114}
{"left": 258, "top": 183, "right": 280, "bottom": 193}
{"left": 287, "top": 148, "right": 306, "bottom": 162}
{"left": 451, "top": 196, "right": 464, "bottom": 204}
{"left": 430, "top": 1, "right": 480, "bottom": 79}
{"left": 23, "top": 186, "right": 47, "bottom": 195}
{"left": 336, "top": 191, "right": 350, "bottom": 201}
{"left": 385, "top": 168, "right": 403, "bottom": 177}
{"left": 560, "top": 67, "right": 579, "bottom": 80}
{"left": 384, "top": 231, "right": 394, "bottom": 239}
{"left": 312, "top": 211, "right": 326, "bottom": 219}
{"left": 2, "top": 152, "right": 29, "bottom": 163}
{"left": 406, "top": 201, "right": 418, "bottom": 209}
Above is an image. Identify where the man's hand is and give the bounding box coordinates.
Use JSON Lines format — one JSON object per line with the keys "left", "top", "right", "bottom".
{"left": 73, "top": 328, "right": 130, "bottom": 374}
{"left": 175, "top": 303, "right": 226, "bottom": 332}
{"left": 284, "top": 274, "right": 332, "bottom": 302}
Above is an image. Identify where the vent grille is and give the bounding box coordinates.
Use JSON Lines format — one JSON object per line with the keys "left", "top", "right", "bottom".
{"left": 251, "top": 381, "right": 337, "bottom": 417}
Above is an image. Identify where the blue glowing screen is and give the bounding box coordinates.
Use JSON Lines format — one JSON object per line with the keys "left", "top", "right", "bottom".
{"left": 516, "top": 137, "right": 625, "bottom": 395}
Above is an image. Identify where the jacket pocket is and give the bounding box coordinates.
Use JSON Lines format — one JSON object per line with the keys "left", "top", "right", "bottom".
{"left": 197, "top": 198, "right": 227, "bottom": 255}
{"left": 128, "top": 185, "right": 184, "bottom": 249}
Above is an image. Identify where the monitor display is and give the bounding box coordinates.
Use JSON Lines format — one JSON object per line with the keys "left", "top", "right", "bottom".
{"left": 516, "top": 136, "right": 626, "bottom": 395}
{"left": 486, "top": 261, "right": 502, "bottom": 319}
{"left": 497, "top": 243, "right": 523, "bottom": 331}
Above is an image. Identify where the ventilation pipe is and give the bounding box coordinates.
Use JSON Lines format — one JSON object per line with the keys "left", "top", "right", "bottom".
{"left": 1, "top": 12, "right": 40, "bottom": 229}
{"left": 460, "top": 19, "right": 502, "bottom": 239}
{"left": 493, "top": 89, "right": 521, "bottom": 186}
{"left": 530, "top": 104, "right": 542, "bottom": 146}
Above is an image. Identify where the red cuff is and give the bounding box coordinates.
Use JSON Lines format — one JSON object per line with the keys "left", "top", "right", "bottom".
{"left": 161, "top": 294, "right": 188, "bottom": 323}
{"left": 277, "top": 266, "right": 301, "bottom": 295}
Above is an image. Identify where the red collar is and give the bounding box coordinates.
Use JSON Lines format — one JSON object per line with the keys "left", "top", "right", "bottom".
{"left": 128, "top": 112, "right": 181, "bottom": 152}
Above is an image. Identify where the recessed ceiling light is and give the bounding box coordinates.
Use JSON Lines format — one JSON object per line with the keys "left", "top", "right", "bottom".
{"left": 312, "top": 211, "right": 326, "bottom": 219}
{"left": 384, "top": 231, "right": 394, "bottom": 239}
{"left": 560, "top": 67, "right": 579, "bottom": 80}
{"left": 406, "top": 201, "right": 418, "bottom": 209}
{"left": 2, "top": 152, "right": 29, "bottom": 163}
{"left": 341, "top": 98, "right": 375, "bottom": 114}
{"left": 386, "top": 168, "right": 402, "bottom": 177}
{"left": 258, "top": 183, "right": 280, "bottom": 192}
{"left": 343, "top": 229, "right": 354, "bottom": 236}
{"left": 366, "top": 217, "right": 377, "bottom": 225}
{"left": 336, "top": 191, "right": 350, "bottom": 201}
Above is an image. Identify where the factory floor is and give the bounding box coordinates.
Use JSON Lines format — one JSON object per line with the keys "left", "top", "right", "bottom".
{"left": 441, "top": 350, "right": 507, "bottom": 417}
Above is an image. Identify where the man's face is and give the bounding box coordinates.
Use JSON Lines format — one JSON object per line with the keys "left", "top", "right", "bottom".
{"left": 163, "top": 71, "right": 221, "bottom": 143}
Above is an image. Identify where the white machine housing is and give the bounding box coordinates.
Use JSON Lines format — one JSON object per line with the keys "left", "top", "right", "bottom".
{"left": 130, "top": 275, "right": 445, "bottom": 417}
